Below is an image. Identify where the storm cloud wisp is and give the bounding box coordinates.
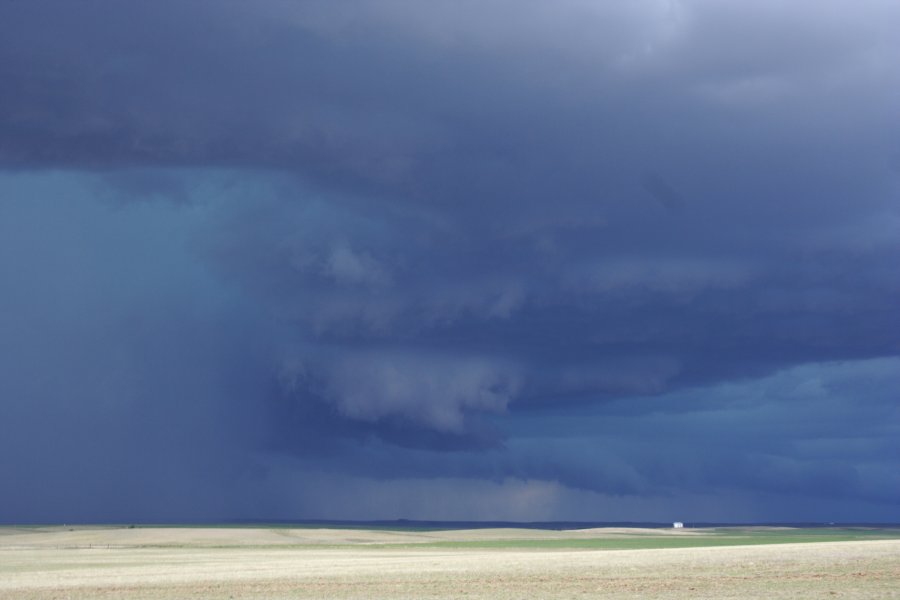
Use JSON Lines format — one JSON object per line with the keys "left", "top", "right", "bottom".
{"left": 1, "top": 1, "right": 898, "bottom": 523}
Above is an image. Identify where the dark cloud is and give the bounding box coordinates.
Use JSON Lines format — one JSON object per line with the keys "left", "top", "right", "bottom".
{"left": 642, "top": 173, "right": 686, "bottom": 212}
{"left": 1, "top": 1, "right": 899, "bottom": 522}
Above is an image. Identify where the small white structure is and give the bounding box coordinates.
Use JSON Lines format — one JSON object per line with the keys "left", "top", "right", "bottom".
{"left": 672, "top": 522, "right": 684, "bottom": 529}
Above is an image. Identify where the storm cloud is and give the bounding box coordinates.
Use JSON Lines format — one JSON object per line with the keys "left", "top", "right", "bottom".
{"left": 1, "top": 1, "right": 898, "bottom": 523}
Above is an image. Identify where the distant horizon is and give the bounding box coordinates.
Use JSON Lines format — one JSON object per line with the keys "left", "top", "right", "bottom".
{"left": 6, "top": 519, "right": 900, "bottom": 530}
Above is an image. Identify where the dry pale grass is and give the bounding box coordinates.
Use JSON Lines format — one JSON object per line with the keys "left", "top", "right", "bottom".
{"left": 0, "top": 525, "right": 697, "bottom": 548}
{"left": 1, "top": 527, "right": 898, "bottom": 599}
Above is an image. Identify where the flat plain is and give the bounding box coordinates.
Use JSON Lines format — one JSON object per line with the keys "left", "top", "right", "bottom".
{"left": 2, "top": 525, "right": 899, "bottom": 599}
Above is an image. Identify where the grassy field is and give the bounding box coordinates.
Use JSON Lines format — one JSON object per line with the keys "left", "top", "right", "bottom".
{"left": 1, "top": 525, "right": 899, "bottom": 599}
{"left": 403, "top": 527, "right": 900, "bottom": 550}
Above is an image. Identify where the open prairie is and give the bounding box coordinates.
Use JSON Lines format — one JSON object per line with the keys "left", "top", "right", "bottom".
{"left": 1, "top": 526, "right": 898, "bottom": 599}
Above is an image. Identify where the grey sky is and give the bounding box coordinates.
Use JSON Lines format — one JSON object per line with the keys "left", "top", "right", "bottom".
{"left": 1, "top": 1, "right": 898, "bottom": 523}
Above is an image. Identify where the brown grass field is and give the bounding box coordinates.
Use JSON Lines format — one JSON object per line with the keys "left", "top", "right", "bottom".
{"left": 1, "top": 526, "right": 899, "bottom": 598}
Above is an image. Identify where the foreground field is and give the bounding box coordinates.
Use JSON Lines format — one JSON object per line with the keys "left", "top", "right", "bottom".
{"left": 2, "top": 526, "right": 899, "bottom": 599}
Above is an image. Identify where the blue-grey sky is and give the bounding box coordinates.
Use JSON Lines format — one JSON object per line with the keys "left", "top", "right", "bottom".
{"left": 1, "top": 1, "right": 898, "bottom": 523}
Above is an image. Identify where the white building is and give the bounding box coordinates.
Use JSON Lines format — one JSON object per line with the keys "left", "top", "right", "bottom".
{"left": 672, "top": 522, "right": 684, "bottom": 528}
